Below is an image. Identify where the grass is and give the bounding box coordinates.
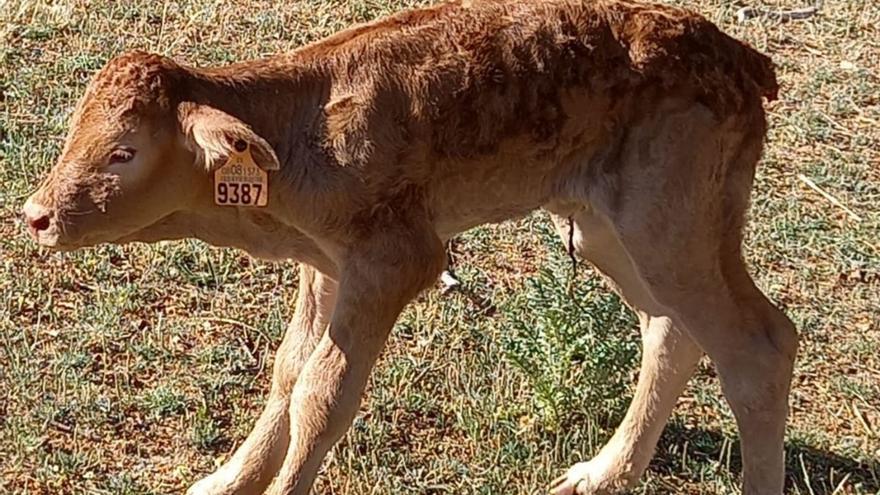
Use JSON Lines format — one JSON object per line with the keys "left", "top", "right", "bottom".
{"left": 1, "top": 0, "right": 878, "bottom": 494}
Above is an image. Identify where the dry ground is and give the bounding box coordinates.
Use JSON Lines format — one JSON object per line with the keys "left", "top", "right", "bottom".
{"left": 0, "top": 0, "right": 878, "bottom": 494}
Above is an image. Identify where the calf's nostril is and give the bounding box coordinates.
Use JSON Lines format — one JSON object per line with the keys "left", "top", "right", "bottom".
{"left": 22, "top": 199, "right": 54, "bottom": 237}
{"left": 29, "top": 214, "right": 51, "bottom": 233}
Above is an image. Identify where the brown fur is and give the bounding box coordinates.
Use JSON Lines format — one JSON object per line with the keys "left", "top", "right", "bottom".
{"left": 23, "top": 2, "right": 795, "bottom": 494}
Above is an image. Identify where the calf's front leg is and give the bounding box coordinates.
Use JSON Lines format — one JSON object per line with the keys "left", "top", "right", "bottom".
{"left": 267, "top": 230, "right": 446, "bottom": 495}
{"left": 188, "top": 265, "right": 337, "bottom": 495}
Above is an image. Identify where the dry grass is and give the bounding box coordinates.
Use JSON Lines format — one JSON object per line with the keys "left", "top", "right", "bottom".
{"left": 1, "top": 0, "right": 878, "bottom": 494}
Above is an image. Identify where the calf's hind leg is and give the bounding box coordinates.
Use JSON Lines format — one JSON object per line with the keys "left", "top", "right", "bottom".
{"left": 617, "top": 230, "right": 797, "bottom": 495}
{"left": 188, "top": 265, "right": 337, "bottom": 495}
{"left": 547, "top": 208, "right": 703, "bottom": 495}
{"left": 578, "top": 103, "right": 797, "bottom": 494}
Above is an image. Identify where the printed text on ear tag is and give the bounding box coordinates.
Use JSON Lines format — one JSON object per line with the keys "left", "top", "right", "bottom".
{"left": 214, "top": 148, "right": 268, "bottom": 207}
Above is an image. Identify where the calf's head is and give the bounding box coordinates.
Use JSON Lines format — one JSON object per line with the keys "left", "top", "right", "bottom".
{"left": 22, "top": 50, "right": 279, "bottom": 250}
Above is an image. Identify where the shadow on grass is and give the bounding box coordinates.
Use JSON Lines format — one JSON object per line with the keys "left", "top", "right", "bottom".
{"left": 649, "top": 421, "right": 880, "bottom": 494}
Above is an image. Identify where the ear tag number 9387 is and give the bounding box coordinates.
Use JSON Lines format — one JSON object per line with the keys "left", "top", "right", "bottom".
{"left": 214, "top": 147, "right": 269, "bottom": 207}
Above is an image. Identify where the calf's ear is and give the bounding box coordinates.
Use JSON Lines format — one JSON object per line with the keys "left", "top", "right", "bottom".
{"left": 177, "top": 102, "right": 280, "bottom": 171}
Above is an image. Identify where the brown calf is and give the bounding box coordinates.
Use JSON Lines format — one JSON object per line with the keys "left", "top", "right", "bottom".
{"left": 23, "top": 1, "right": 795, "bottom": 494}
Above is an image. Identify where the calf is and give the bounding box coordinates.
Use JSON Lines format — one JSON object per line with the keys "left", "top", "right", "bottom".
{"left": 23, "top": 1, "right": 795, "bottom": 494}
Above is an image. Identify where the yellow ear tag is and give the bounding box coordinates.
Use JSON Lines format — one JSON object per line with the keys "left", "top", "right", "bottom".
{"left": 214, "top": 147, "right": 268, "bottom": 207}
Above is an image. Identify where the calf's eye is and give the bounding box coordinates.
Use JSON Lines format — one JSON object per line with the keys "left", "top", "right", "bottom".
{"left": 109, "top": 148, "right": 136, "bottom": 164}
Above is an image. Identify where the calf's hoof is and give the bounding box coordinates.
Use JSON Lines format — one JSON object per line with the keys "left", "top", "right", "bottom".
{"left": 549, "top": 460, "right": 625, "bottom": 495}
{"left": 187, "top": 472, "right": 240, "bottom": 495}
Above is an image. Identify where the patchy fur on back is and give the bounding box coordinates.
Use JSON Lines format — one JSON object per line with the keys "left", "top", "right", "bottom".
{"left": 180, "top": 0, "right": 777, "bottom": 168}
{"left": 291, "top": 0, "right": 777, "bottom": 160}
